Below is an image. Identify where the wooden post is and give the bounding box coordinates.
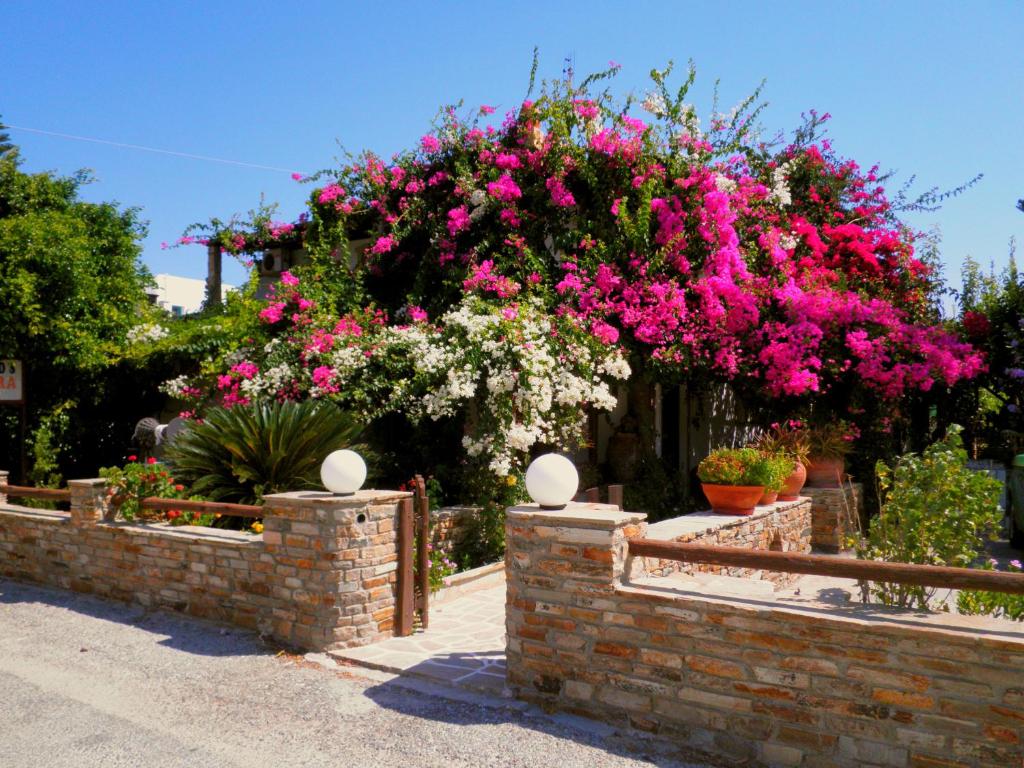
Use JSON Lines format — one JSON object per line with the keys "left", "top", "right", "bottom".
{"left": 607, "top": 484, "right": 624, "bottom": 510}
{"left": 395, "top": 497, "right": 415, "bottom": 636}
{"left": 205, "top": 242, "right": 222, "bottom": 309}
{"left": 584, "top": 487, "right": 600, "bottom": 503}
{"left": 415, "top": 475, "right": 430, "bottom": 630}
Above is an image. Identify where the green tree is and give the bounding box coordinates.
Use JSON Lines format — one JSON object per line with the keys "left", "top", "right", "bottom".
{"left": 0, "top": 142, "right": 155, "bottom": 483}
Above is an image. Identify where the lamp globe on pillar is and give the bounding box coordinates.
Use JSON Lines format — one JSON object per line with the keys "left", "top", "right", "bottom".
{"left": 320, "top": 449, "right": 367, "bottom": 496}
{"left": 525, "top": 453, "right": 579, "bottom": 510}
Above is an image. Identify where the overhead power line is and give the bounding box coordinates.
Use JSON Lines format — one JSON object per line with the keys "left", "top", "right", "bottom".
{"left": 5, "top": 124, "right": 301, "bottom": 174}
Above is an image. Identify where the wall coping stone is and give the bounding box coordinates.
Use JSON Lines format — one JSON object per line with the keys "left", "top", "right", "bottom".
{"left": 507, "top": 502, "right": 647, "bottom": 528}
{"left": 645, "top": 497, "right": 807, "bottom": 540}
{"left": 620, "top": 577, "right": 1024, "bottom": 648}
{"left": 0, "top": 505, "right": 70, "bottom": 522}
{"left": 67, "top": 478, "right": 107, "bottom": 489}
{"left": 96, "top": 521, "right": 261, "bottom": 546}
{"left": 263, "top": 489, "right": 411, "bottom": 508}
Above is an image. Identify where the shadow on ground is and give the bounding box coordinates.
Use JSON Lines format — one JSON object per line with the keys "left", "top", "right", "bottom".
{"left": 0, "top": 578, "right": 271, "bottom": 658}
{"left": 361, "top": 672, "right": 723, "bottom": 768}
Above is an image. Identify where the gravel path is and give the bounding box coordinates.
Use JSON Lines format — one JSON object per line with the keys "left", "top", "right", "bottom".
{"left": 0, "top": 580, "right": 715, "bottom": 768}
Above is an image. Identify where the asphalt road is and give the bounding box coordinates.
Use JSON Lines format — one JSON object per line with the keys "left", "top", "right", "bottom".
{"left": 0, "top": 580, "right": 713, "bottom": 768}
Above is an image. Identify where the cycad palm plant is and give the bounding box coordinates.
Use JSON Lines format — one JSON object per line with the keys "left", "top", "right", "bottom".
{"left": 166, "top": 400, "right": 363, "bottom": 504}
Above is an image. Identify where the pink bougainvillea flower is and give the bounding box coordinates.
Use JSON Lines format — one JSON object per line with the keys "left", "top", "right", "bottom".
{"left": 486, "top": 174, "right": 522, "bottom": 202}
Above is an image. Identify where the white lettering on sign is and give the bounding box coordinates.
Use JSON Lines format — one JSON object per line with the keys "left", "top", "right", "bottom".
{"left": 0, "top": 360, "right": 24, "bottom": 403}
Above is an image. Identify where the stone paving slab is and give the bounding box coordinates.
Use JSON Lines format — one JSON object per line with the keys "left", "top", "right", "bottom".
{"left": 330, "top": 584, "right": 508, "bottom": 695}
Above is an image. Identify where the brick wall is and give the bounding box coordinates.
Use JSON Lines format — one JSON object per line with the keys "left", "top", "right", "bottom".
{"left": 643, "top": 499, "right": 811, "bottom": 587}
{"left": 0, "top": 481, "right": 411, "bottom": 651}
{"left": 803, "top": 484, "right": 862, "bottom": 552}
{"left": 506, "top": 503, "right": 1024, "bottom": 768}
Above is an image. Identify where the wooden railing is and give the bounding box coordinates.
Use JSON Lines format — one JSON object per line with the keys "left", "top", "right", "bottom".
{"left": 628, "top": 540, "right": 1024, "bottom": 595}
{"left": 0, "top": 484, "right": 71, "bottom": 502}
{"left": 138, "top": 497, "right": 263, "bottom": 518}
{"left": 1, "top": 483, "right": 263, "bottom": 518}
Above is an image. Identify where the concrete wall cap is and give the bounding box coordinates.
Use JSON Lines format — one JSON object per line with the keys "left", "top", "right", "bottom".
{"left": 262, "top": 489, "right": 412, "bottom": 507}
{"left": 67, "top": 478, "right": 108, "bottom": 488}
{"left": 507, "top": 502, "right": 647, "bottom": 527}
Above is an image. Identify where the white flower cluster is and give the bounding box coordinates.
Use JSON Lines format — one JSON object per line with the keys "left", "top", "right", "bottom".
{"left": 642, "top": 92, "right": 667, "bottom": 117}
{"left": 159, "top": 374, "right": 190, "bottom": 397}
{"left": 771, "top": 162, "right": 793, "bottom": 207}
{"left": 126, "top": 324, "right": 168, "bottom": 344}
{"left": 241, "top": 363, "right": 295, "bottom": 399}
{"left": 714, "top": 174, "right": 738, "bottom": 194}
{"left": 386, "top": 296, "right": 631, "bottom": 478}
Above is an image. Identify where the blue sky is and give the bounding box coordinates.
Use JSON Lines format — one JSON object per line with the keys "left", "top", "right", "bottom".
{"left": 2, "top": 1, "right": 1021, "bottom": 303}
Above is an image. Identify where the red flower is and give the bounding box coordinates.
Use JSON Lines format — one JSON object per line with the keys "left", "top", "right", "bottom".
{"left": 963, "top": 311, "right": 991, "bottom": 340}
{"left": 128, "top": 455, "right": 137, "bottom": 462}
{"left": 174, "top": 484, "right": 184, "bottom": 492}
{"left": 147, "top": 456, "right": 158, "bottom": 465}
{"left": 167, "top": 510, "right": 180, "bottom": 520}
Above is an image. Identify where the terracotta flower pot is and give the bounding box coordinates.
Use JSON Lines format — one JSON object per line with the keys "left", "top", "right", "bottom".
{"left": 758, "top": 490, "right": 779, "bottom": 506}
{"left": 777, "top": 461, "right": 807, "bottom": 501}
{"left": 701, "top": 483, "right": 765, "bottom": 516}
{"left": 805, "top": 456, "right": 845, "bottom": 488}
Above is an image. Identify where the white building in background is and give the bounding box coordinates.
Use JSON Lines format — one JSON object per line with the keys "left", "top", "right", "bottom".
{"left": 146, "top": 274, "right": 236, "bottom": 315}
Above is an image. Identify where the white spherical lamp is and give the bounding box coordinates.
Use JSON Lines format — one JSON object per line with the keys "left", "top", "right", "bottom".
{"left": 320, "top": 449, "right": 367, "bottom": 495}
{"left": 525, "top": 453, "right": 579, "bottom": 510}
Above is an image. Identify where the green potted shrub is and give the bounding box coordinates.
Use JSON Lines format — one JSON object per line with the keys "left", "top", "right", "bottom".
{"left": 752, "top": 421, "right": 810, "bottom": 500}
{"left": 697, "top": 447, "right": 768, "bottom": 515}
{"left": 752, "top": 452, "right": 797, "bottom": 506}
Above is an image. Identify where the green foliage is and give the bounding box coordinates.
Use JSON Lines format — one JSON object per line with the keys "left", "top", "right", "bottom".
{"left": 957, "top": 560, "right": 1024, "bottom": 621}
{"left": 0, "top": 146, "right": 155, "bottom": 483}
{"left": 697, "top": 447, "right": 768, "bottom": 486}
{"left": 751, "top": 452, "right": 796, "bottom": 493}
{"left": 856, "top": 425, "right": 1003, "bottom": 610}
{"left": 165, "top": 400, "right": 362, "bottom": 504}
{"left": 98, "top": 458, "right": 204, "bottom": 524}
{"left": 805, "top": 420, "right": 856, "bottom": 459}
{"left": 417, "top": 544, "right": 458, "bottom": 593}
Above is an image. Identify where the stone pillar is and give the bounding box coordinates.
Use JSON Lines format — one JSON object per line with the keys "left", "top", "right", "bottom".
{"left": 260, "top": 489, "right": 411, "bottom": 651}
{"left": 505, "top": 502, "right": 647, "bottom": 700}
{"left": 68, "top": 478, "right": 110, "bottom": 525}
{"left": 803, "top": 483, "right": 862, "bottom": 552}
{"left": 0, "top": 470, "right": 7, "bottom": 504}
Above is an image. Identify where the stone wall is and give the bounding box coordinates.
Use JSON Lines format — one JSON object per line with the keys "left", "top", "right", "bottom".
{"left": 0, "top": 479, "right": 410, "bottom": 651}
{"left": 505, "top": 503, "right": 1024, "bottom": 768}
{"left": 431, "top": 505, "right": 479, "bottom": 558}
{"left": 803, "top": 483, "right": 862, "bottom": 552}
{"left": 643, "top": 499, "right": 811, "bottom": 587}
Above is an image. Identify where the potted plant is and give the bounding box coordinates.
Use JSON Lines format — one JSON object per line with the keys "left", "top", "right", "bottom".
{"left": 697, "top": 447, "right": 767, "bottom": 516}
{"left": 752, "top": 421, "right": 810, "bottom": 500}
{"left": 753, "top": 451, "right": 797, "bottom": 506}
{"left": 804, "top": 421, "right": 857, "bottom": 488}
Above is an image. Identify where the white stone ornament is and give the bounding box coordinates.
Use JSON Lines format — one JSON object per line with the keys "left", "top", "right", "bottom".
{"left": 525, "top": 453, "right": 579, "bottom": 510}
{"left": 320, "top": 449, "right": 367, "bottom": 495}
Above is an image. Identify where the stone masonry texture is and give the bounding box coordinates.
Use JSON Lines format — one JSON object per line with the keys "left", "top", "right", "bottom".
{"left": 0, "top": 482, "right": 411, "bottom": 652}
{"left": 505, "top": 503, "right": 1024, "bottom": 768}
{"left": 803, "top": 484, "right": 862, "bottom": 552}
{"left": 643, "top": 499, "right": 812, "bottom": 588}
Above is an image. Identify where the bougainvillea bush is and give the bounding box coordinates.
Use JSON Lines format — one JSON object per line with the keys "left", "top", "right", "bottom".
{"left": 171, "top": 60, "right": 983, "bottom": 508}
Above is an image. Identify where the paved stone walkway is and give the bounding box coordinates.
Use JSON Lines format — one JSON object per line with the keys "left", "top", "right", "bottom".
{"left": 330, "top": 585, "right": 508, "bottom": 694}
